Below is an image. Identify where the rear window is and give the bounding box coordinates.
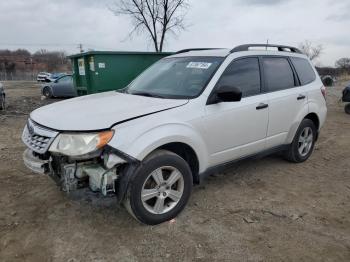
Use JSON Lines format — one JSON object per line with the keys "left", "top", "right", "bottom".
{"left": 262, "top": 57, "right": 295, "bottom": 92}
{"left": 291, "top": 57, "right": 316, "bottom": 85}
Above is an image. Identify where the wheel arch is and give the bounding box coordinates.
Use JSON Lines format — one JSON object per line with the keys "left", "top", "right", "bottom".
{"left": 304, "top": 112, "right": 320, "bottom": 131}
{"left": 286, "top": 111, "right": 321, "bottom": 144}
{"left": 304, "top": 112, "right": 320, "bottom": 140}
{"left": 156, "top": 142, "right": 200, "bottom": 184}
{"left": 115, "top": 140, "right": 201, "bottom": 204}
{"left": 112, "top": 123, "right": 208, "bottom": 203}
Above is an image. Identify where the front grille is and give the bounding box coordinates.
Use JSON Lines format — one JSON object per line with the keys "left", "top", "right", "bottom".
{"left": 22, "top": 119, "right": 58, "bottom": 154}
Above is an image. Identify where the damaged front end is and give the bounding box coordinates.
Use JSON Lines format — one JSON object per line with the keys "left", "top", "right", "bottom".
{"left": 22, "top": 119, "right": 135, "bottom": 198}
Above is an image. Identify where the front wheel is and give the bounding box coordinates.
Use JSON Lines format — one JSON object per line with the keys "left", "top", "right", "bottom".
{"left": 0, "top": 95, "right": 5, "bottom": 110}
{"left": 124, "top": 150, "right": 193, "bottom": 225}
{"left": 43, "top": 87, "right": 52, "bottom": 98}
{"left": 284, "top": 119, "right": 317, "bottom": 163}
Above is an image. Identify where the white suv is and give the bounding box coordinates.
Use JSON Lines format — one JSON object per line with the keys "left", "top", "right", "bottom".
{"left": 22, "top": 44, "right": 327, "bottom": 225}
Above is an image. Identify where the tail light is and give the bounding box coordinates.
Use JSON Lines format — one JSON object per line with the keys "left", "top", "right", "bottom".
{"left": 321, "top": 86, "right": 326, "bottom": 100}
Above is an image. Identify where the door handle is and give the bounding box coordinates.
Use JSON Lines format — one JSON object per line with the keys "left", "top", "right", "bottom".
{"left": 297, "top": 94, "right": 306, "bottom": 100}
{"left": 256, "top": 103, "right": 268, "bottom": 110}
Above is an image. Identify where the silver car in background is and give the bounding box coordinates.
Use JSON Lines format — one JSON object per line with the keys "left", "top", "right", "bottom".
{"left": 41, "top": 74, "right": 77, "bottom": 98}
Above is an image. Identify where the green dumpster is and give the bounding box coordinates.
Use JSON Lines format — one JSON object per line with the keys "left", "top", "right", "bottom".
{"left": 68, "top": 51, "right": 173, "bottom": 95}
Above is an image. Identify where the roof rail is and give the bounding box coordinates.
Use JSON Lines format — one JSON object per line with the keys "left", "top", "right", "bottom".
{"left": 175, "top": 48, "right": 224, "bottom": 54}
{"left": 230, "top": 44, "right": 302, "bottom": 54}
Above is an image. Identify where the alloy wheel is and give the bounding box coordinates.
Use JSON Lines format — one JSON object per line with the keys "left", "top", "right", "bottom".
{"left": 298, "top": 126, "right": 313, "bottom": 157}
{"left": 141, "top": 166, "right": 184, "bottom": 214}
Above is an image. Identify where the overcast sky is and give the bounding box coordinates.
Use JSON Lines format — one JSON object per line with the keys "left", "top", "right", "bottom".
{"left": 0, "top": 0, "right": 349, "bottom": 66}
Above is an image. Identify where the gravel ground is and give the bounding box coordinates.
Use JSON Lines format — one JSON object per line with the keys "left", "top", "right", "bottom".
{"left": 0, "top": 81, "right": 349, "bottom": 262}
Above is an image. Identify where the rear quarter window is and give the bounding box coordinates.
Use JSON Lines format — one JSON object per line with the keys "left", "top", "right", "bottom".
{"left": 290, "top": 57, "right": 316, "bottom": 85}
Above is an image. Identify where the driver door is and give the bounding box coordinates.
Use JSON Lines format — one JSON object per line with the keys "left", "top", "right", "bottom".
{"left": 57, "top": 76, "right": 74, "bottom": 97}
{"left": 202, "top": 57, "right": 269, "bottom": 166}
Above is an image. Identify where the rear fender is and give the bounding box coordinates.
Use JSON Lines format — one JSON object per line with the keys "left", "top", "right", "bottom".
{"left": 285, "top": 103, "right": 309, "bottom": 144}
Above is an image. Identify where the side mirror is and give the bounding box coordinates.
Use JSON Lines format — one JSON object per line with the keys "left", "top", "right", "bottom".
{"left": 208, "top": 85, "right": 242, "bottom": 104}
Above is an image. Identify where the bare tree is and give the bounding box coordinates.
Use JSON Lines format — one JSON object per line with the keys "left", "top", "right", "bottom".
{"left": 335, "top": 57, "right": 350, "bottom": 70}
{"left": 110, "top": 0, "right": 189, "bottom": 52}
{"left": 298, "top": 40, "right": 323, "bottom": 61}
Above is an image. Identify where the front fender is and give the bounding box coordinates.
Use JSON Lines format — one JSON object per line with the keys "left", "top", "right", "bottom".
{"left": 109, "top": 123, "right": 209, "bottom": 173}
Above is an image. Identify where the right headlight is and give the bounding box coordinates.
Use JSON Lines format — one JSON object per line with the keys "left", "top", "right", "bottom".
{"left": 49, "top": 130, "right": 114, "bottom": 156}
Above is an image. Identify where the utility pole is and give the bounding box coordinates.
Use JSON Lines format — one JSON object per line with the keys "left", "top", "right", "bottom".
{"left": 78, "top": 43, "right": 84, "bottom": 53}
{"left": 30, "top": 57, "right": 33, "bottom": 81}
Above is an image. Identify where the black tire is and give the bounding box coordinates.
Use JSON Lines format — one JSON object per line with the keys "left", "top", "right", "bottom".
{"left": 124, "top": 149, "right": 193, "bottom": 225}
{"left": 345, "top": 104, "right": 350, "bottom": 115}
{"left": 43, "top": 87, "right": 52, "bottom": 98}
{"left": 0, "top": 95, "right": 5, "bottom": 110}
{"left": 284, "top": 119, "right": 317, "bottom": 163}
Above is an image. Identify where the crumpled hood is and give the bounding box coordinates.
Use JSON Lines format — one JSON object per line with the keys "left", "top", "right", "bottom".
{"left": 31, "top": 91, "right": 188, "bottom": 131}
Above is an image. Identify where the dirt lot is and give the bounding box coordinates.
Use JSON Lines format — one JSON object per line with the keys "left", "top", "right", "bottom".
{"left": 0, "top": 81, "right": 349, "bottom": 262}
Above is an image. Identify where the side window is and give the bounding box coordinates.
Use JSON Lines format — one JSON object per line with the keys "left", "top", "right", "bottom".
{"left": 216, "top": 57, "right": 261, "bottom": 97}
{"left": 290, "top": 57, "right": 316, "bottom": 85}
{"left": 58, "top": 76, "right": 71, "bottom": 83}
{"left": 262, "top": 57, "right": 295, "bottom": 92}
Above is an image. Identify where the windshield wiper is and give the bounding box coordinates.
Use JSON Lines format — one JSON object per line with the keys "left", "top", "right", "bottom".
{"left": 116, "top": 88, "right": 128, "bottom": 94}
{"left": 130, "top": 91, "right": 166, "bottom": 98}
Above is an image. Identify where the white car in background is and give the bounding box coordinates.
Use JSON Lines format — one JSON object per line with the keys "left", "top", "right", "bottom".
{"left": 22, "top": 44, "right": 327, "bottom": 225}
{"left": 36, "top": 72, "right": 51, "bottom": 82}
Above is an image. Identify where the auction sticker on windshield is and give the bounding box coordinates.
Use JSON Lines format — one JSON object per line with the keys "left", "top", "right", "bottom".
{"left": 187, "top": 62, "right": 212, "bottom": 69}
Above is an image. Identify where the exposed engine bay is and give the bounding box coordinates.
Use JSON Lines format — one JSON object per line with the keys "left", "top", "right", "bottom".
{"left": 23, "top": 148, "right": 126, "bottom": 196}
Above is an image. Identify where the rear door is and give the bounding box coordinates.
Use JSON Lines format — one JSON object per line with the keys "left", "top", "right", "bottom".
{"left": 262, "top": 56, "right": 308, "bottom": 148}
{"left": 203, "top": 57, "right": 269, "bottom": 166}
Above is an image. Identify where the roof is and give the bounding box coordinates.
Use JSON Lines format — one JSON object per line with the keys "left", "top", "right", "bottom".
{"left": 68, "top": 50, "right": 174, "bottom": 58}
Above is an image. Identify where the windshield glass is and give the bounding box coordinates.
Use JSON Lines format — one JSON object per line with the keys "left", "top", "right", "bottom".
{"left": 125, "top": 56, "right": 223, "bottom": 99}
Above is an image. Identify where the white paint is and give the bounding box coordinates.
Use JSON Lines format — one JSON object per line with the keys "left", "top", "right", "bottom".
{"left": 28, "top": 49, "right": 327, "bottom": 173}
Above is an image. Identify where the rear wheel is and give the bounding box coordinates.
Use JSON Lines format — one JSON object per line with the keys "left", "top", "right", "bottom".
{"left": 285, "top": 119, "right": 316, "bottom": 163}
{"left": 43, "top": 87, "right": 52, "bottom": 98}
{"left": 124, "top": 150, "right": 193, "bottom": 225}
{"left": 345, "top": 103, "right": 350, "bottom": 115}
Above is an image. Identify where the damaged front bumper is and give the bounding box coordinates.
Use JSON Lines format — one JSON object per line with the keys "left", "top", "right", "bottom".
{"left": 23, "top": 149, "right": 49, "bottom": 174}
{"left": 22, "top": 147, "right": 134, "bottom": 197}
{"left": 21, "top": 119, "right": 140, "bottom": 199}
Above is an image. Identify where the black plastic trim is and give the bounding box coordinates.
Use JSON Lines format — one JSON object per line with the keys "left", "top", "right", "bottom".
{"left": 231, "top": 44, "right": 302, "bottom": 54}
{"left": 104, "top": 145, "right": 140, "bottom": 164}
{"left": 198, "top": 144, "right": 290, "bottom": 182}
{"left": 256, "top": 103, "right": 268, "bottom": 110}
{"left": 175, "top": 48, "right": 224, "bottom": 54}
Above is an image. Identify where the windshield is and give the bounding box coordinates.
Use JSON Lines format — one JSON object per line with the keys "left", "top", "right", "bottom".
{"left": 125, "top": 56, "right": 224, "bottom": 99}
